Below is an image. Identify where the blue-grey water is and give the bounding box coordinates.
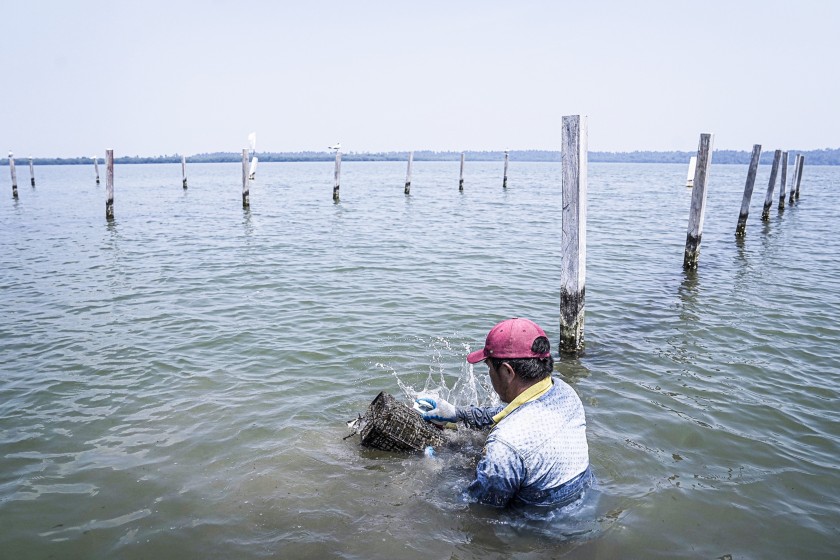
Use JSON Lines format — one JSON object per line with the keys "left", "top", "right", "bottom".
{"left": 1, "top": 159, "right": 838, "bottom": 559}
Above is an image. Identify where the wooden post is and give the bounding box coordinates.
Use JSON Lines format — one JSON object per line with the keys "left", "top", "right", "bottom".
{"left": 794, "top": 156, "right": 804, "bottom": 199}
{"left": 105, "top": 149, "right": 114, "bottom": 219}
{"left": 404, "top": 151, "right": 413, "bottom": 195}
{"left": 241, "top": 148, "right": 250, "bottom": 208}
{"left": 559, "top": 115, "right": 587, "bottom": 354}
{"left": 94, "top": 156, "right": 100, "bottom": 184}
{"left": 29, "top": 157, "right": 35, "bottom": 187}
{"left": 683, "top": 133, "right": 714, "bottom": 269}
{"left": 332, "top": 150, "right": 341, "bottom": 201}
{"left": 735, "top": 144, "right": 762, "bottom": 237}
{"left": 778, "top": 151, "right": 788, "bottom": 209}
{"left": 181, "top": 155, "right": 187, "bottom": 189}
{"left": 503, "top": 150, "right": 509, "bottom": 189}
{"left": 788, "top": 154, "right": 800, "bottom": 204}
{"left": 761, "top": 150, "right": 781, "bottom": 220}
{"left": 458, "top": 152, "right": 465, "bottom": 191}
{"left": 9, "top": 152, "right": 18, "bottom": 199}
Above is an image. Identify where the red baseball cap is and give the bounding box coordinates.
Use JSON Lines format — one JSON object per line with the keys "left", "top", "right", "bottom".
{"left": 466, "top": 318, "right": 551, "bottom": 363}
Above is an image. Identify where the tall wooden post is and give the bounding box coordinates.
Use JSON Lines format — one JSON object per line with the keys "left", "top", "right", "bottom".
{"left": 241, "top": 149, "right": 250, "bottom": 208}
{"left": 181, "top": 155, "right": 187, "bottom": 189}
{"left": 778, "top": 151, "right": 788, "bottom": 209}
{"left": 761, "top": 150, "right": 782, "bottom": 220}
{"left": 9, "top": 152, "right": 18, "bottom": 199}
{"left": 332, "top": 150, "right": 342, "bottom": 201}
{"left": 735, "top": 144, "right": 762, "bottom": 237}
{"left": 404, "top": 151, "right": 413, "bottom": 195}
{"left": 559, "top": 115, "right": 587, "bottom": 355}
{"left": 794, "top": 156, "right": 804, "bottom": 199}
{"left": 788, "top": 154, "right": 800, "bottom": 204}
{"left": 683, "top": 133, "right": 714, "bottom": 269}
{"left": 29, "top": 157, "right": 35, "bottom": 187}
{"left": 503, "top": 150, "right": 509, "bottom": 189}
{"left": 458, "top": 152, "right": 465, "bottom": 191}
{"left": 94, "top": 156, "right": 100, "bottom": 185}
{"left": 105, "top": 149, "right": 114, "bottom": 219}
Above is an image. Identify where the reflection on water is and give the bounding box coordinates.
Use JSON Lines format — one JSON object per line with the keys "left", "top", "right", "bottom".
{"left": 1, "top": 161, "right": 839, "bottom": 559}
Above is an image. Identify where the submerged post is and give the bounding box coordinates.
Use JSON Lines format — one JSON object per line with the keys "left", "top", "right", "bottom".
{"left": 761, "top": 150, "right": 782, "bottom": 220}
{"left": 503, "top": 150, "right": 509, "bottom": 188}
{"left": 332, "top": 150, "right": 342, "bottom": 201}
{"left": 181, "top": 155, "right": 187, "bottom": 189}
{"left": 795, "top": 156, "right": 804, "bottom": 199}
{"left": 458, "top": 152, "right": 465, "bottom": 191}
{"left": 778, "top": 151, "right": 788, "bottom": 210}
{"left": 789, "top": 154, "right": 800, "bottom": 204}
{"left": 241, "top": 148, "right": 250, "bottom": 208}
{"left": 683, "top": 133, "right": 714, "bottom": 269}
{"left": 9, "top": 152, "right": 18, "bottom": 199}
{"left": 404, "top": 151, "right": 413, "bottom": 195}
{"left": 559, "top": 115, "right": 587, "bottom": 355}
{"left": 94, "top": 156, "right": 100, "bottom": 185}
{"left": 105, "top": 149, "right": 114, "bottom": 219}
{"left": 735, "top": 144, "right": 762, "bottom": 237}
{"left": 29, "top": 157, "right": 35, "bottom": 187}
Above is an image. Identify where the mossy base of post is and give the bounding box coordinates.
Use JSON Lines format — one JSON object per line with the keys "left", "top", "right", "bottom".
{"left": 684, "top": 233, "right": 701, "bottom": 269}
{"left": 559, "top": 288, "right": 585, "bottom": 355}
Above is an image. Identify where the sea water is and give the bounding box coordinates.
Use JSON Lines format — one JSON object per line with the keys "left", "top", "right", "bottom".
{"left": 1, "top": 160, "right": 838, "bottom": 559}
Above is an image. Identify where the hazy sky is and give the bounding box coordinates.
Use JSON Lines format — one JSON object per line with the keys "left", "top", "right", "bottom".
{"left": 4, "top": 0, "right": 838, "bottom": 157}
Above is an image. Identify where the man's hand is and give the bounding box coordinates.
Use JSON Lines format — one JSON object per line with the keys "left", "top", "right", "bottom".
{"left": 414, "top": 395, "right": 457, "bottom": 426}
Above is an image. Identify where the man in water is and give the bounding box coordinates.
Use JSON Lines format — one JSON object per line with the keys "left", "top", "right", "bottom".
{"left": 416, "top": 317, "right": 592, "bottom": 508}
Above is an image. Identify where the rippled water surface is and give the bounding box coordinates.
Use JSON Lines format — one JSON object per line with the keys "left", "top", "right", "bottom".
{"left": 1, "top": 160, "right": 838, "bottom": 559}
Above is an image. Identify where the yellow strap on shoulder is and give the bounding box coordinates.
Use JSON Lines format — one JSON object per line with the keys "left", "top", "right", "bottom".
{"left": 491, "top": 376, "right": 553, "bottom": 427}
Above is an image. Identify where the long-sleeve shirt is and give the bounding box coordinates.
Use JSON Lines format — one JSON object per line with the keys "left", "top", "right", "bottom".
{"left": 456, "top": 377, "right": 590, "bottom": 508}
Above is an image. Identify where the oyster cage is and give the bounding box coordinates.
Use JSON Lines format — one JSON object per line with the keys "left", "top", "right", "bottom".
{"left": 351, "top": 391, "right": 446, "bottom": 452}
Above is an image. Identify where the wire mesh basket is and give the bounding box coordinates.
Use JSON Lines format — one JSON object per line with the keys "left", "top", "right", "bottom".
{"left": 357, "top": 391, "right": 446, "bottom": 452}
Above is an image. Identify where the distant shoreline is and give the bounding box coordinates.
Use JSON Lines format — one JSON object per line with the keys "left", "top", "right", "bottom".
{"left": 5, "top": 148, "right": 840, "bottom": 166}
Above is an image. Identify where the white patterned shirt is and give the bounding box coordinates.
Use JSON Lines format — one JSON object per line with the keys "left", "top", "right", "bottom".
{"left": 457, "top": 378, "right": 590, "bottom": 507}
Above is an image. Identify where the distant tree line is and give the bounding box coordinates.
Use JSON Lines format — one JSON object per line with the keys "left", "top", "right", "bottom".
{"left": 5, "top": 148, "right": 840, "bottom": 165}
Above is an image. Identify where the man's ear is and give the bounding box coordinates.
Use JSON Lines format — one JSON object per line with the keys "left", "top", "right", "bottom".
{"left": 499, "top": 361, "right": 516, "bottom": 383}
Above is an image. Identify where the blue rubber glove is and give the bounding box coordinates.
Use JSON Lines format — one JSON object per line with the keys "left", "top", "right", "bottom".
{"left": 414, "top": 395, "right": 457, "bottom": 426}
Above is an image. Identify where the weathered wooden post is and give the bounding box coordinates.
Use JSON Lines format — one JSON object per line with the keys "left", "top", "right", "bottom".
{"left": 788, "top": 154, "right": 800, "bottom": 204}
{"left": 458, "top": 152, "right": 465, "bottom": 191}
{"left": 794, "top": 156, "right": 804, "bottom": 199}
{"left": 503, "top": 150, "right": 509, "bottom": 189}
{"left": 761, "top": 150, "right": 782, "bottom": 220}
{"left": 93, "top": 156, "right": 100, "bottom": 184}
{"left": 181, "top": 155, "right": 187, "bottom": 189}
{"left": 735, "top": 144, "right": 762, "bottom": 237}
{"left": 29, "top": 156, "right": 35, "bottom": 187}
{"left": 241, "top": 149, "right": 250, "bottom": 208}
{"left": 559, "top": 115, "right": 587, "bottom": 354}
{"left": 105, "top": 149, "right": 114, "bottom": 219}
{"left": 778, "top": 151, "right": 788, "bottom": 210}
{"left": 683, "top": 133, "right": 714, "bottom": 269}
{"left": 9, "top": 152, "right": 18, "bottom": 199}
{"left": 332, "top": 150, "right": 342, "bottom": 201}
{"left": 404, "top": 151, "right": 413, "bottom": 195}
